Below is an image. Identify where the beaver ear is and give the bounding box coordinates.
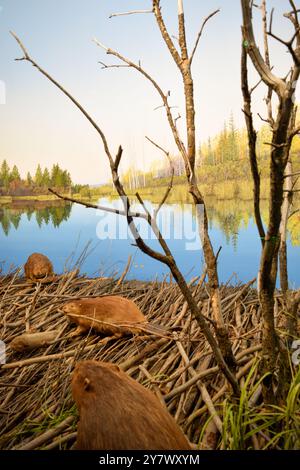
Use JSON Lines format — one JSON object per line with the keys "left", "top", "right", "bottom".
{"left": 83, "top": 378, "right": 91, "bottom": 391}
{"left": 110, "top": 364, "right": 121, "bottom": 373}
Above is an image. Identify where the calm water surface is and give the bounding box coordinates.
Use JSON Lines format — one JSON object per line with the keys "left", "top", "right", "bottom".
{"left": 0, "top": 198, "right": 299, "bottom": 287}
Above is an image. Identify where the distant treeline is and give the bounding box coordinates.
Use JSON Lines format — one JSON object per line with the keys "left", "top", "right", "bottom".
{"left": 0, "top": 161, "right": 73, "bottom": 196}
{"left": 119, "top": 115, "right": 300, "bottom": 191}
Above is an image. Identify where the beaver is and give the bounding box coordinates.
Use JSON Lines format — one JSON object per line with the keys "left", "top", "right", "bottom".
{"left": 24, "top": 253, "right": 54, "bottom": 283}
{"left": 72, "top": 360, "right": 191, "bottom": 450}
{"left": 62, "top": 296, "right": 171, "bottom": 338}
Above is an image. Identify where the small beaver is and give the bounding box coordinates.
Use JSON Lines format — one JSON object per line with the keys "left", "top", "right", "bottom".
{"left": 24, "top": 253, "right": 54, "bottom": 283}
{"left": 62, "top": 295, "right": 148, "bottom": 337}
{"left": 72, "top": 360, "right": 191, "bottom": 450}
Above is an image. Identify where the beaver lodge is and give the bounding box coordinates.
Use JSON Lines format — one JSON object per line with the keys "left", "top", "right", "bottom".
{"left": 0, "top": 267, "right": 299, "bottom": 450}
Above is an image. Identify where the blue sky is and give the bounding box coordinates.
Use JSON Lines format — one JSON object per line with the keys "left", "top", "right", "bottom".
{"left": 0, "top": 0, "right": 297, "bottom": 184}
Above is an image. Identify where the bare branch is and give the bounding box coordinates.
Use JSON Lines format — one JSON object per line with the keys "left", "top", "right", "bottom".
{"left": 145, "top": 136, "right": 175, "bottom": 217}
{"left": 190, "top": 10, "right": 220, "bottom": 65}
{"left": 263, "top": 141, "right": 289, "bottom": 148}
{"left": 114, "top": 145, "right": 123, "bottom": 171}
{"left": 93, "top": 37, "right": 192, "bottom": 175}
{"left": 99, "top": 61, "right": 130, "bottom": 70}
{"left": 261, "top": 0, "right": 274, "bottom": 128}
{"left": 178, "top": 0, "right": 184, "bottom": 15}
{"left": 175, "top": 113, "right": 182, "bottom": 127}
{"left": 284, "top": 170, "right": 300, "bottom": 178}
{"left": 284, "top": 1, "right": 300, "bottom": 49}
{"left": 177, "top": 0, "right": 189, "bottom": 61}
{"left": 289, "top": 208, "right": 300, "bottom": 219}
{"left": 11, "top": 31, "right": 114, "bottom": 167}
{"left": 48, "top": 188, "right": 148, "bottom": 220}
{"left": 289, "top": 123, "right": 300, "bottom": 138}
{"left": 152, "top": 0, "right": 182, "bottom": 69}
{"left": 257, "top": 112, "right": 272, "bottom": 124}
{"left": 154, "top": 104, "right": 178, "bottom": 111}
{"left": 10, "top": 31, "right": 29, "bottom": 59}
{"left": 109, "top": 9, "right": 153, "bottom": 19}
{"left": 145, "top": 136, "right": 170, "bottom": 158}
{"left": 241, "top": 1, "right": 286, "bottom": 96}
{"left": 241, "top": 39, "right": 265, "bottom": 244}
{"left": 267, "top": 23, "right": 300, "bottom": 66}
{"left": 250, "top": 76, "right": 264, "bottom": 94}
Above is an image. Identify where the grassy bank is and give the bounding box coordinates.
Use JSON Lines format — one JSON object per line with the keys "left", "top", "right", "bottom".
{"left": 71, "top": 177, "right": 271, "bottom": 204}
{"left": 2, "top": 174, "right": 299, "bottom": 205}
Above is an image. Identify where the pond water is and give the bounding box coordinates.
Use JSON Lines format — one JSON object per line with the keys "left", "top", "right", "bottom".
{"left": 0, "top": 197, "right": 300, "bottom": 287}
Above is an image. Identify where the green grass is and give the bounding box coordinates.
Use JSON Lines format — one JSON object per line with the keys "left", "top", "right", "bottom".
{"left": 220, "top": 363, "right": 300, "bottom": 450}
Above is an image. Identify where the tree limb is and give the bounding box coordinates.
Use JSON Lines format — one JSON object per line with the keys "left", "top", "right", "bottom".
{"left": 241, "top": 1, "right": 286, "bottom": 96}
{"left": 109, "top": 9, "right": 153, "bottom": 19}
{"left": 93, "top": 37, "right": 191, "bottom": 174}
{"left": 190, "top": 10, "right": 220, "bottom": 65}
{"left": 152, "top": 0, "right": 182, "bottom": 69}
{"left": 10, "top": 31, "right": 114, "bottom": 168}
{"left": 145, "top": 136, "right": 175, "bottom": 217}
{"left": 48, "top": 188, "right": 148, "bottom": 220}
{"left": 241, "top": 38, "right": 265, "bottom": 244}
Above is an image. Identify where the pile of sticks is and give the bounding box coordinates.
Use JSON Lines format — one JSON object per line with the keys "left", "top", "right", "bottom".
{"left": 0, "top": 268, "right": 290, "bottom": 450}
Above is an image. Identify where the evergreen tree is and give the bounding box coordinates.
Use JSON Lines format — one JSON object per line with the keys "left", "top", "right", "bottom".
{"left": 61, "top": 170, "right": 71, "bottom": 188}
{"left": 50, "top": 164, "right": 60, "bottom": 187}
{"left": 207, "top": 137, "right": 215, "bottom": 165}
{"left": 216, "top": 122, "right": 228, "bottom": 164}
{"left": 0, "top": 160, "right": 10, "bottom": 188}
{"left": 34, "top": 164, "right": 43, "bottom": 187}
{"left": 228, "top": 112, "right": 239, "bottom": 161}
{"left": 26, "top": 172, "right": 33, "bottom": 186}
{"left": 10, "top": 164, "right": 21, "bottom": 181}
{"left": 42, "top": 168, "right": 50, "bottom": 187}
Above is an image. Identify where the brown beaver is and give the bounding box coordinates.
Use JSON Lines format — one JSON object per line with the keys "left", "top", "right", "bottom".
{"left": 24, "top": 253, "right": 54, "bottom": 283}
{"left": 72, "top": 360, "right": 191, "bottom": 450}
{"left": 62, "top": 295, "right": 149, "bottom": 337}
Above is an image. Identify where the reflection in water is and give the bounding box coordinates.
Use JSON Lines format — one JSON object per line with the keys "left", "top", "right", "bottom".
{"left": 1, "top": 197, "right": 299, "bottom": 245}
{"left": 0, "top": 197, "right": 299, "bottom": 285}
{"left": 0, "top": 201, "right": 72, "bottom": 235}
{"left": 207, "top": 199, "right": 253, "bottom": 251}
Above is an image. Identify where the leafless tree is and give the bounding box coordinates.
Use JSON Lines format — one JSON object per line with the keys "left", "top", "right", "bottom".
{"left": 11, "top": 2, "right": 240, "bottom": 393}
{"left": 241, "top": 0, "right": 300, "bottom": 402}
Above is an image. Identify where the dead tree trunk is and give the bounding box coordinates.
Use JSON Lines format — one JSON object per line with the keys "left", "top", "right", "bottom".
{"left": 279, "top": 159, "right": 293, "bottom": 296}
{"left": 153, "top": 0, "right": 235, "bottom": 369}
{"left": 241, "top": 0, "right": 300, "bottom": 403}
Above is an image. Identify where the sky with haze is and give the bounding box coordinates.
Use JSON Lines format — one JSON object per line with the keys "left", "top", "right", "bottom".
{"left": 0, "top": 0, "right": 298, "bottom": 184}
